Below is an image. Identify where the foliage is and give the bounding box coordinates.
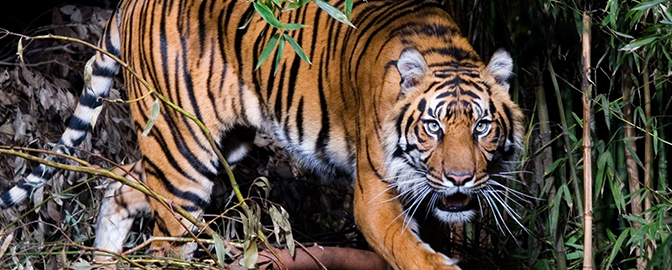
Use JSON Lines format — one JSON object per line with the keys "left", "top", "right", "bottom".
{"left": 443, "top": 0, "right": 672, "bottom": 269}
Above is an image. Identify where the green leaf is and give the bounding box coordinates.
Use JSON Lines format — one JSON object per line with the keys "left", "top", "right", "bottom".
{"left": 566, "top": 251, "right": 583, "bottom": 260}
{"left": 269, "top": 205, "right": 295, "bottom": 256}
{"left": 561, "top": 183, "right": 573, "bottom": 208}
{"left": 623, "top": 215, "right": 648, "bottom": 225}
{"left": 284, "top": 0, "right": 310, "bottom": 11}
{"left": 549, "top": 188, "right": 563, "bottom": 234}
{"left": 624, "top": 142, "right": 645, "bottom": 169}
{"left": 601, "top": 95, "right": 611, "bottom": 130}
{"left": 274, "top": 35, "right": 285, "bottom": 75}
{"left": 595, "top": 151, "right": 613, "bottom": 198}
{"left": 613, "top": 31, "right": 634, "bottom": 39}
{"left": 284, "top": 23, "right": 309, "bottom": 30}
{"left": 606, "top": 228, "right": 631, "bottom": 266}
{"left": 315, "top": 0, "right": 355, "bottom": 28}
{"left": 345, "top": 0, "right": 353, "bottom": 20}
{"left": 653, "top": 128, "right": 659, "bottom": 155}
{"left": 253, "top": 0, "right": 285, "bottom": 30}
{"left": 632, "top": 0, "right": 668, "bottom": 11}
{"left": 621, "top": 37, "right": 657, "bottom": 52}
{"left": 240, "top": 239, "right": 258, "bottom": 268}
{"left": 142, "top": 98, "right": 161, "bottom": 138}
{"left": 610, "top": 174, "right": 626, "bottom": 212}
{"left": 545, "top": 158, "right": 565, "bottom": 175}
{"left": 284, "top": 33, "right": 312, "bottom": 65}
{"left": 256, "top": 33, "right": 281, "bottom": 70}
{"left": 253, "top": 176, "right": 271, "bottom": 199}
{"left": 214, "top": 236, "right": 229, "bottom": 265}
{"left": 572, "top": 112, "right": 583, "bottom": 128}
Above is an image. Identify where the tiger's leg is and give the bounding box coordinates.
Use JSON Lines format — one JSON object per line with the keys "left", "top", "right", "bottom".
{"left": 144, "top": 127, "right": 256, "bottom": 259}
{"left": 355, "top": 168, "right": 459, "bottom": 270}
{"left": 93, "top": 161, "right": 150, "bottom": 263}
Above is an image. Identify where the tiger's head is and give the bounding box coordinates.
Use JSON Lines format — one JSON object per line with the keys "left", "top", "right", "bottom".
{"left": 384, "top": 47, "right": 524, "bottom": 224}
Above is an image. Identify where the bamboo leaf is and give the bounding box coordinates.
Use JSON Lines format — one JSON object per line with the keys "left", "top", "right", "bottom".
{"left": 561, "top": 183, "right": 573, "bottom": 208}
{"left": 256, "top": 33, "right": 281, "bottom": 70}
{"left": 621, "top": 37, "right": 657, "bottom": 52}
{"left": 345, "top": 0, "right": 353, "bottom": 20}
{"left": 595, "top": 151, "right": 613, "bottom": 198}
{"left": 274, "top": 35, "right": 285, "bottom": 75}
{"left": 284, "top": 23, "right": 309, "bottom": 30}
{"left": 610, "top": 174, "right": 626, "bottom": 211}
{"left": 545, "top": 158, "right": 565, "bottom": 175}
{"left": 605, "top": 228, "right": 631, "bottom": 266}
{"left": 613, "top": 31, "right": 634, "bottom": 39}
{"left": 253, "top": 0, "right": 285, "bottom": 30}
{"left": 315, "top": 0, "right": 356, "bottom": 28}
{"left": 600, "top": 95, "right": 611, "bottom": 130}
{"left": 624, "top": 142, "right": 645, "bottom": 169}
{"left": 284, "top": 0, "right": 310, "bottom": 11}
{"left": 653, "top": 128, "right": 659, "bottom": 155}
{"left": 549, "top": 188, "right": 563, "bottom": 233}
{"left": 566, "top": 251, "right": 583, "bottom": 260}
{"left": 241, "top": 239, "right": 258, "bottom": 268}
{"left": 284, "top": 33, "right": 312, "bottom": 65}
{"left": 632, "top": 0, "right": 668, "bottom": 11}
{"left": 142, "top": 98, "right": 161, "bottom": 138}
{"left": 572, "top": 112, "right": 583, "bottom": 128}
{"left": 623, "top": 215, "right": 648, "bottom": 225}
{"left": 214, "top": 236, "right": 229, "bottom": 265}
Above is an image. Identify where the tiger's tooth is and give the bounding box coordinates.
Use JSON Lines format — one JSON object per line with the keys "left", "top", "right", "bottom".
{"left": 442, "top": 197, "right": 449, "bottom": 206}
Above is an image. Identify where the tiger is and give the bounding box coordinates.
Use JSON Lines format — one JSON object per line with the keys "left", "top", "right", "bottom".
{"left": 0, "top": 0, "right": 525, "bottom": 269}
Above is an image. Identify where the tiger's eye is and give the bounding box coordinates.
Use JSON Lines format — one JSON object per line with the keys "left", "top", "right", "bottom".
{"left": 475, "top": 121, "right": 490, "bottom": 134}
{"left": 426, "top": 121, "right": 441, "bottom": 134}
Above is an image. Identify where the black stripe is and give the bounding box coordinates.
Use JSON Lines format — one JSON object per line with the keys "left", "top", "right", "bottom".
{"left": 78, "top": 91, "right": 103, "bottom": 108}
{"left": 462, "top": 89, "right": 481, "bottom": 100}
{"left": 145, "top": 159, "right": 210, "bottom": 210}
{"left": 31, "top": 165, "right": 53, "bottom": 181}
{"left": 417, "top": 98, "right": 426, "bottom": 112}
{"left": 404, "top": 115, "right": 414, "bottom": 139}
{"left": 315, "top": 52, "right": 330, "bottom": 159}
{"left": 502, "top": 103, "right": 514, "bottom": 142}
{"left": 104, "top": 32, "right": 121, "bottom": 58}
{"left": 395, "top": 104, "right": 409, "bottom": 139}
{"left": 153, "top": 213, "right": 172, "bottom": 236}
{"left": 297, "top": 97, "right": 304, "bottom": 143}
{"left": 421, "top": 47, "right": 481, "bottom": 62}
{"left": 91, "top": 61, "right": 117, "bottom": 77}
{"left": 197, "top": 0, "right": 207, "bottom": 58}
{"left": 436, "top": 89, "right": 457, "bottom": 99}
{"left": 67, "top": 115, "right": 91, "bottom": 132}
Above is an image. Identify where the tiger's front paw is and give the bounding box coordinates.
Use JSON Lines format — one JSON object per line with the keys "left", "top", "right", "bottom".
{"left": 423, "top": 245, "right": 460, "bottom": 270}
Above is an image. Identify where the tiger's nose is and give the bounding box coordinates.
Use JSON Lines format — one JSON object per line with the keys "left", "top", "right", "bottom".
{"left": 445, "top": 172, "right": 473, "bottom": 186}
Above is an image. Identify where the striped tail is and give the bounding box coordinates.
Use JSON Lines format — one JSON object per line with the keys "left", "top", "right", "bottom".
{"left": 0, "top": 14, "right": 122, "bottom": 209}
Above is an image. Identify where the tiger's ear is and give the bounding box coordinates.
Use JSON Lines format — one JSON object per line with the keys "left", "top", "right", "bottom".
{"left": 397, "top": 47, "right": 428, "bottom": 96}
{"left": 486, "top": 49, "right": 513, "bottom": 84}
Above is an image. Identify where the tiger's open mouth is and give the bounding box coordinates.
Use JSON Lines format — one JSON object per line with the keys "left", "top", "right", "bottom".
{"left": 436, "top": 193, "right": 476, "bottom": 212}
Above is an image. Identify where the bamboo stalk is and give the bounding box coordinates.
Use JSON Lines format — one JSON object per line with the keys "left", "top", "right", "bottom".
{"left": 656, "top": 71, "right": 668, "bottom": 190}
{"left": 642, "top": 64, "right": 651, "bottom": 215}
{"left": 642, "top": 60, "right": 654, "bottom": 265}
{"left": 547, "top": 61, "right": 570, "bottom": 270}
{"left": 547, "top": 61, "right": 584, "bottom": 218}
{"left": 623, "top": 65, "right": 646, "bottom": 270}
{"left": 580, "top": 12, "right": 593, "bottom": 270}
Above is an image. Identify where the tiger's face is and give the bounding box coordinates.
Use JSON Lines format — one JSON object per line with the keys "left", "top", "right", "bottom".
{"left": 384, "top": 47, "right": 524, "bottom": 224}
